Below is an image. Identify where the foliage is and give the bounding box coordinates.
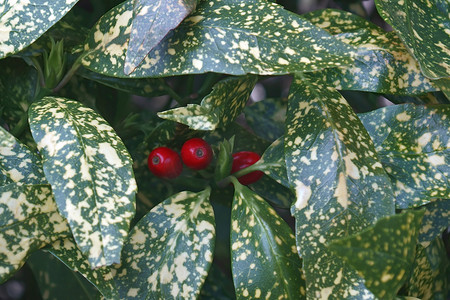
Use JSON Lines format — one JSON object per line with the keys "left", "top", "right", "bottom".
{"left": 0, "top": 0, "right": 449, "bottom": 299}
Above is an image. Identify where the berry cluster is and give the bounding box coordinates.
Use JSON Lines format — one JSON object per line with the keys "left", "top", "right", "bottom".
{"left": 147, "top": 138, "right": 263, "bottom": 185}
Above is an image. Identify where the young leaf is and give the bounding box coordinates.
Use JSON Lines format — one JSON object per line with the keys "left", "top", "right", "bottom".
{"left": 375, "top": 0, "right": 450, "bottom": 79}
{"left": 125, "top": 0, "right": 198, "bottom": 74}
{"left": 0, "top": 183, "right": 70, "bottom": 283}
{"left": 115, "top": 188, "right": 215, "bottom": 299}
{"left": 28, "top": 96, "right": 137, "bottom": 268}
{"left": 359, "top": 104, "right": 450, "bottom": 208}
{"left": 286, "top": 74, "right": 395, "bottom": 298}
{"left": 418, "top": 199, "right": 450, "bottom": 247}
{"left": 214, "top": 136, "right": 235, "bottom": 182}
{"left": 82, "top": 0, "right": 356, "bottom": 77}
{"left": 0, "top": 0, "right": 78, "bottom": 58}
{"left": 158, "top": 75, "right": 258, "bottom": 130}
{"left": 405, "top": 237, "right": 449, "bottom": 299}
{"left": 303, "top": 9, "right": 436, "bottom": 95}
{"left": 259, "top": 136, "right": 290, "bottom": 188}
{"left": 328, "top": 210, "right": 425, "bottom": 300}
{"left": 230, "top": 179, "right": 305, "bottom": 299}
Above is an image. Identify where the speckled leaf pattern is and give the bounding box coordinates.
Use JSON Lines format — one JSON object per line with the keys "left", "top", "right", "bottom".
{"left": 286, "top": 74, "right": 395, "bottom": 299}
{"left": 125, "top": 0, "right": 197, "bottom": 74}
{"left": 304, "top": 9, "right": 436, "bottom": 95}
{"left": 82, "top": 0, "right": 356, "bottom": 78}
{"left": 328, "top": 210, "right": 425, "bottom": 300}
{"left": 259, "top": 137, "right": 290, "bottom": 189}
{"left": 0, "top": 0, "right": 79, "bottom": 58}
{"left": 231, "top": 182, "right": 305, "bottom": 299}
{"left": 249, "top": 176, "right": 294, "bottom": 209}
{"left": 115, "top": 188, "right": 215, "bottom": 299}
{"left": 46, "top": 238, "right": 118, "bottom": 299}
{"left": 244, "top": 98, "right": 286, "bottom": 142}
{"left": 433, "top": 78, "right": 450, "bottom": 100}
{"left": 375, "top": 0, "right": 450, "bottom": 79}
{"left": 418, "top": 199, "right": 450, "bottom": 247}
{"left": 158, "top": 76, "right": 257, "bottom": 130}
{"left": 0, "top": 183, "right": 70, "bottom": 283}
{"left": 28, "top": 96, "right": 137, "bottom": 268}
{"left": 406, "top": 237, "right": 449, "bottom": 300}
{"left": 359, "top": 104, "right": 450, "bottom": 208}
{"left": 0, "top": 127, "right": 44, "bottom": 185}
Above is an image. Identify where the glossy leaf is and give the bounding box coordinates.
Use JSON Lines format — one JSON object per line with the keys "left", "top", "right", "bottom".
{"left": 125, "top": 0, "right": 198, "bottom": 74}
{"left": 359, "top": 104, "right": 450, "bottom": 208}
{"left": 0, "top": 183, "right": 70, "bottom": 283}
{"left": 259, "top": 136, "right": 290, "bottom": 188}
{"left": 158, "top": 75, "right": 257, "bottom": 130}
{"left": 115, "top": 188, "right": 215, "bottom": 299}
{"left": 0, "top": 0, "right": 79, "bottom": 58}
{"left": 82, "top": 0, "right": 356, "bottom": 77}
{"left": 304, "top": 9, "right": 436, "bottom": 95}
{"left": 249, "top": 175, "right": 294, "bottom": 209}
{"left": 405, "top": 237, "right": 449, "bottom": 300}
{"left": 0, "top": 127, "right": 44, "bottom": 185}
{"left": 230, "top": 179, "right": 305, "bottom": 299}
{"left": 375, "top": 0, "right": 450, "bottom": 79}
{"left": 418, "top": 199, "right": 450, "bottom": 247}
{"left": 244, "top": 98, "right": 286, "bottom": 142}
{"left": 28, "top": 96, "right": 137, "bottom": 268}
{"left": 286, "top": 74, "right": 395, "bottom": 298}
{"left": 328, "top": 210, "right": 425, "bottom": 300}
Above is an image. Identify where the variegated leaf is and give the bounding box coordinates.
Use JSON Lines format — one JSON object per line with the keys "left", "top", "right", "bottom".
{"left": 244, "top": 98, "right": 286, "bottom": 142}
{"left": 328, "top": 210, "right": 425, "bottom": 300}
{"left": 0, "top": 183, "right": 70, "bottom": 283}
{"left": 125, "top": 0, "right": 198, "bottom": 74}
{"left": 418, "top": 199, "right": 450, "bottom": 247}
{"left": 115, "top": 188, "right": 215, "bottom": 299}
{"left": 304, "top": 9, "right": 436, "bottom": 95}
{"left": 359, "top": 104, "right": 450, "bottom": 208}
{"left": 433, "top": 77, "right": 450, "bottom": 100}
{"left": 230, "top": 179, "right": 305, "bottom": 299}
{"left": 158, "top": 76, "right": 257, "bottom": 130}
{"left": 259, "top": 136, "right": 290, "bottom": 188}
{"left": 0, "top": 127, "right": 44, "bottom": 185}
{"left": 82, "top": 0, "right": 356, "bottom": 77}
{"left": 406, "top": 237, "right": 449, "bottom": 300}
{"left": 28, "top": 96, "right": 137, "bottom": 268}
{"left": 249, "top": 176, "right": 294, "bottom": 209}
{"left": 286, "top": 74, "right": 395, "bottom": 299}
{"left": 0, "top": 0, "right": 78, "bottom": 58}
{"left": 375, "top": 0, "right": 450, "bottom": 79}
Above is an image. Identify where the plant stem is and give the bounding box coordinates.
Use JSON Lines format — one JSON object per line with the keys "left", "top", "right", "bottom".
{"left": 216, "top": 161, "right": 281, "bottom": 188}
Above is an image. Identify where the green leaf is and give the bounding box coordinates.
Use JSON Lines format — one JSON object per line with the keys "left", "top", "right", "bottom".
{"left": 199, "top": 262, "right": 235, "bottom": 300}
{"left": 158, "top": 75, "right": 257, "bottom": 130}
{"left": 230, "top": 180, "right": 305, "bottom": 299}
{"left": 28, "top": 250, "right": 100, "bottom": 300}
{"left": 214, "top": 136, "right": 235, "bottom": 182}
{"left": 0, "top": 183, "right": 70, "bottom": 283}
{"left": 303, "top": 9, "right": 436, "bottom": 95}
{"left": 375, "top": 0, "right": 450, "bottom": 79}
{"left": 115, "top": 188, "right": 215, "bottom": 299}
{"left": 244, "top": 98, "right": 286, "bottom": 142}
{"left": 286, "top": 74, "right": 395, "bottom": 298}
{"left": 433, "top": 78, "right": 450, "bottom": 100}
{"left": 358, "top": 104, "right": 450, "bottom": 208}
{"left": 0, "top": 0, "right": 79, "bottom": 58}
{"left": 249, "top": 175, "right": 294, "bottom": 209}
{"left": 125, "top": 0, "right": 198, "bottom": 74}
{"left": 405, "top": 237, "right": 449, "bottom": 299}
{"left": 82, "top": 0, "right": 356, "bottom": 77}
{"left": 0, "top": 127, "right": 44, "bottom": 185}
{"left": 259, "top": 136, "right": 290, "bottom": 188}
{"left": 28, "top": 96, "right": 137, "bottom": 268}
{"left": 418, "top": 199, "right": 450, "bottom": 247}
{"left": 328, "top": 210, "right": 425, "bottom": 300}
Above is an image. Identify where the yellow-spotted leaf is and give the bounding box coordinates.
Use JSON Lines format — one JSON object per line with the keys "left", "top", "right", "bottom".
{"left": 286, "top": 74, "right": 395, "bottom": 299}
{"left": 28, "top": 96, "right": 137, "bottom": 268}
{"left": 417, "top": 199, "right": 450, "bottom": 247}
{"left": 158, "top": 76, "right": 257, "bottom": 130}
{"left": 259, "top": 136, "right": 290, "bottom": 188}
{"left": 0, "top": 183, "right": 70, "bottom": 283}
{"left": 0, "top": 126, "right": 44, "bottom": 185}
{"left": 0, "top": 0, "right": 78, "bottom": 58}
{"left": 375, "top": 0, "right": 450, "bottom": 79}
{"left": 115, "top": 188, "right": 215, "bottom": 299}
{"left": 405, "top": 237, "right": 449, "bottom": 299}
{"left": 304, "top": 9, "right": 436, "bottom": 95}
{"left": 230, "top": 179, "right": 305, "bottom": 299}
{"left": 82, "top": 0, "right": 356, "bottom": 77}
{"left": 328, "top": 210, "right": 425, "bottom": 300}
{"left": 359, "top": 104, "right": 450, "bottom": 208}
{"left": 125, "top": 0, "right": 198, "bottom": 74}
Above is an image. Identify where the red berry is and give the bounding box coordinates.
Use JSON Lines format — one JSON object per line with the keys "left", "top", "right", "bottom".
{"left": 231, "top": 151, "right": 264, "bottom": 185}
{"left": 181, "top": 138, "right": 213, "bottom": 170}
{"left": 148, "top": 147, "right": 182, "bottom": 179}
